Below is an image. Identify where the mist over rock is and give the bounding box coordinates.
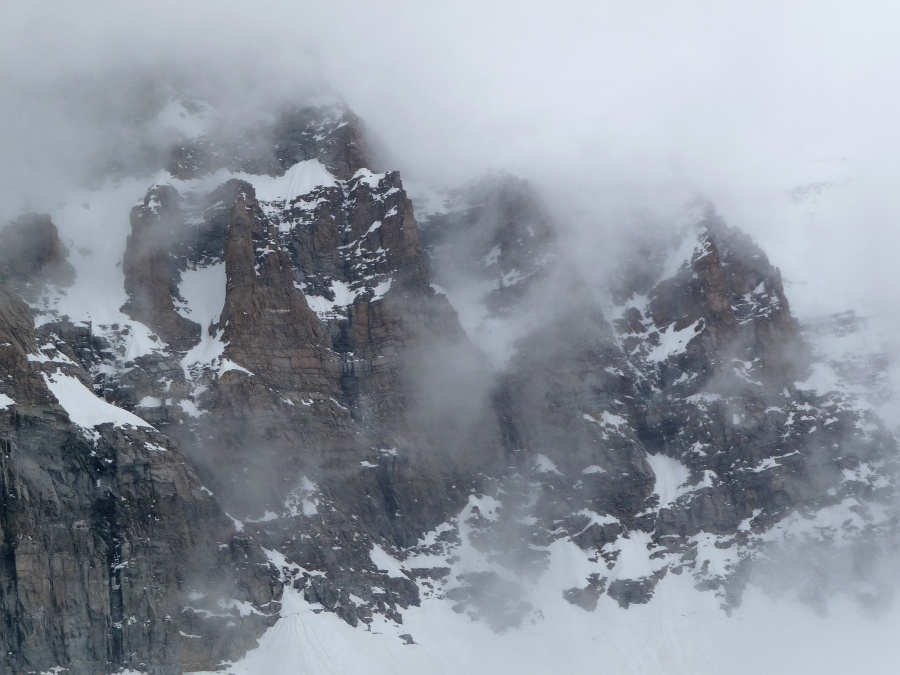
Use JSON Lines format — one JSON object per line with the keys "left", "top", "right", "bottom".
{"left": 418, "top": 179, "right": 899, "bottom": 608}
{"left": 0, "top": 89, "right": 897, "bottom": 674}
{"left": 165, "top": 104, "right": 373, "bottom": 182}
{"left": 0, "top": 214, "right": 76, "bottom": 296}
{"left": 123, "top": 185, "right": 203, "bottom": 351}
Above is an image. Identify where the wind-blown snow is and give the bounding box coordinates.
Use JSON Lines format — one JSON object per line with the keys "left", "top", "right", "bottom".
{"left": 440, "top": 279, "right": 537, "bottom": 368}
{"left": 659, "top": 224, "right": 703, "bottom": 281}
{"left": 798, "top": 362, "right": 842, "bottom": 395}
{"left": 42, "top": 369, "right": 153, "bottom": 431}
{"left": 405, "top": 180, "right": 451, "bottom": 219}
{"left": 151, "top": 97, "right": 218, "bottom": 140}
{"left": 121, "top": 322, "right": 166, "bottom": 361}
{"left": 181, "top": 328, "right": 227, "bottom": 377}
{"left": 25, "top": 177, "right": 177, "bottom": 367}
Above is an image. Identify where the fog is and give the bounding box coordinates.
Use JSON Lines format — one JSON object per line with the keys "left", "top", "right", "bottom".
{"left": 4, "top": 2, "right": 900, "bottom": 673}
{"left": 304, "top": 2, "right": 900, "bottom": 319}
{"left": 5, "top": 2, "right": 900, "bottom": 316}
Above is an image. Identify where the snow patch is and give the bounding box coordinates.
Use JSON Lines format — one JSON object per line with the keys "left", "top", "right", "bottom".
{"left": 372, "top": 277, "right": 392, "bottom": 300}
{"left": 645, "top": 454, "right": 692, "bottom": 507}
{"left": 28, "top": 346, "right": 76, "bottom": 365}
{"left": 534, "top": 453, "right": 562, "bottom": 475}
{"left": 370, "top": 544, "right": 408, "bottom": 578}
{"left": 179, "top": 399, "right": 205, "bottom": 418}
{"left": 218, "top": 359, "right": 253, "bottom": 377}
{"left": 285, "top": 477, "right": 320, "bottom": 517}
{"left": 583, "top": 411, "right": 628, "bottom": 428}
{"left": 249, "top": 160, "right": 338, "bottom": 202}
{"left": 177, "top": 263, "right": 226, "bottom": 330}
{"left": 647, "top": 320, "right": 702, "bottom": 362}
{"left": 42, "top": 370, "right": 153, "bottom": 432}
{"left": 351, "top": 168, "right": 385, "bottom": 190}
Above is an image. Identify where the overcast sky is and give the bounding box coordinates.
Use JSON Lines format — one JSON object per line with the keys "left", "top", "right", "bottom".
{"left": 3, "top": 1, "right": 900, "bottom": 317}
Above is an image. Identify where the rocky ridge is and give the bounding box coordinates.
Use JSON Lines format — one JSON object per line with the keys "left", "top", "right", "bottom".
{"left": 0, "top": 96, "right": 897, "bottom": 673}
{"left": 417, "top": 184, "right": 899, "bottom": 615}
{"left": 0, "top": 220, "right": 279, "bottom": 674}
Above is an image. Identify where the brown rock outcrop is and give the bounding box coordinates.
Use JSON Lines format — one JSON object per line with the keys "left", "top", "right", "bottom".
{"left": 122, "top": 185, "right": 201, "bottom": 351}
{"left": 0, "top": 283, "right": 278, "bottom": 674}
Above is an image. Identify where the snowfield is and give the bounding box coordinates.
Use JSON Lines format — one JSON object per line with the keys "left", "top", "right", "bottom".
{"left": 184, "top": 550, "right": 900, "bottom": 675}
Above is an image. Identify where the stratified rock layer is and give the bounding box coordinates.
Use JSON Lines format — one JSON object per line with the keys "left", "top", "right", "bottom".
{"left": 0, "top": 222, "right": 279, "bottom": 675}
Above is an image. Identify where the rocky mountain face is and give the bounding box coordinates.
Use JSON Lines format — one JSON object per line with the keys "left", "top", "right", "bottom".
{"left": 0, "top": 218, "right": 278, "bottom": 674}
{"left": 0, "top": 96, "right": 897, "bottom": 673}
{"left": 417, "top": 179, "right": 898, "bottom": 615}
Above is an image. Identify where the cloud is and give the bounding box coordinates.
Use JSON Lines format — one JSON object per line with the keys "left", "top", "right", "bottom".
{"left": 303, "top": 1, "right": 900, "bottom": 321}
{"left": 3, "top": 1, "right": 900, "bottom": 319}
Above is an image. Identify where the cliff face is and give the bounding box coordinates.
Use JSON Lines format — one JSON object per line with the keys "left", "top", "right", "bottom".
{"left": 0, "top": 234, "right": 279, "bottom": 674}
{"left": 419, "top": 188, "right": 897, "bottom": 611}
{"left": 0, "top": 96, "right": 897, "bottom": 672}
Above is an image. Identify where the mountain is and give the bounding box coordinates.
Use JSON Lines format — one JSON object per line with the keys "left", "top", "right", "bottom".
{"left": 0, "top": 92, "right": 897, "bottom": 674}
